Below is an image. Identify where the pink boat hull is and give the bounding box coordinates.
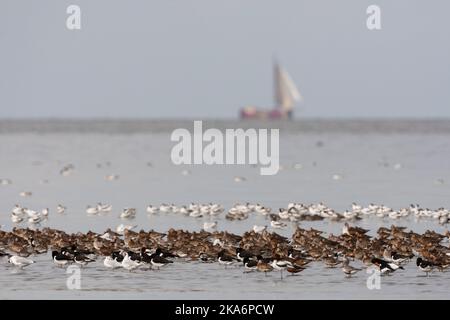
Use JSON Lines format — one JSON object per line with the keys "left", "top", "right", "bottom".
{"left": 240, "top": 107, "right": 292, "bottom": 120}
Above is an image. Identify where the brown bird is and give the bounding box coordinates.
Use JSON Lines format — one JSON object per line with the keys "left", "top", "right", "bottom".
{"left": 286, "top": 266, "right": 305, "bottom": 275}
{"left": 256, "top": 257, "right": 273, "bottom": 276}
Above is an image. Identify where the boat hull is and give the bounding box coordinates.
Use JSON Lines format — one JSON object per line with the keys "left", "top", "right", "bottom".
{"left": 240, "top": 107, "right": 292, "bottom": 120}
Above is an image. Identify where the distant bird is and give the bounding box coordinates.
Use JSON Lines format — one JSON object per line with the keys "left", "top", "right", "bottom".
{"left": 27, "top": 215, "right": 42, "bottom": 225}
{"left": 105, "top": 174, "right": 120, "bottom": 181}
{"left": 287, "top": 248, "right": 308, "bottom": 260}
{"left": 150, "top": 255, "right": 173, "bottom": 270}
{"left": 342, "top": 258, "right": 362, "bottom": 277}
{"left": 351, "top": 202, "right": 363, "bottom": 212}
{"left": 159, "top": 204, "right": 171, "bottom": 213}
{"left": 0, "top": 251, "right": 11, "bottom": 258}
{"left": 203, "top": 221, "right": 217, "bottom": 232}
{"left": 416, "top": 257, "right": 434, "bottom": 276}
{"left": 198, "top": 252, "right": 211, "bottom": 262}
{"left": 99, "top": 230, "right": 117, "bottom": 241}
{"left": 60, "top": 164, "right": 75, "bottom": 176}
{"left": 57, "top": 205, "right": 66, "bottom": 214}
{"left": 270, "top": 220, "right": 287, "bottom": 229}
{"left": 19, "top": 191, "right": 32, "bottom": 197}
{"left": 323, "top": 256, "right": 341, "bottom": 268}
{"left": 236, "top": 248, "right": 254, "bottom": 262}
{"left": 212, "top": 238, "right": 224, "bottom": 248}
{"left": 371, "top": 258, "right": 404, "bottom": 275}
{"left": 25, "top": 209, "right": 38, "bottom": 217}
{"left": 11, "top": 213, "right": 23, "bottom": 223}
{"left": 390, "top": 251, "right": 412, "bottom": 265}
{"left": 120, "top": 208, "right": 136, "bottom": 219}
{"left": 74, "top": 253, "right": 95, "bottom": 266}
{"left": 342, "top": 223, "right": 368, "bottom": 236}
{"left": 253, "top": 225, "right": 267, "bottom": 233}
{"left": 146, "top": 205, "right": 158, "bottom": 214}
{"left": 243, "top": 257, "right": 258, "bottom": 272}
{"left": 12, "top": 205, "right": 24, "bottom": 216}
{"left": 104, "top": 256, "right": 122, "bottom": 269}
{"left": 86, "top": 206, "right": 99, "bottom": 215}
{"left": 98, "top": 203, "right": 112, "bottom": 212}
{"left": 270, "top": 259, "right": 293, "bottom": 279}
{"left": 121, "top": 252, "right": 142, "bottom": 271}
{"left": 52, "top": 251, "right": 72, "bottom": 267}
{"left": 256, "top": 257, "right": 273, "bottom": 276}
{"left": 116, "top": 223, "right": 137, "bottom": 235}
{"left": 217, "top": 250, "right": 235, "bottom": 268}
{"left": 286, "top": 266, "right": 306, "bottom": 275}
{"left": 0, "top": 179, "right": 12, "bottom": 185}
{"left": 8, "top": 255, "right": 35, "bottom": 268}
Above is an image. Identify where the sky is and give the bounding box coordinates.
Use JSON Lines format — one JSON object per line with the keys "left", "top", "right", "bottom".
{"left": 0, "top": 0, "right": 449, "bottom": 119}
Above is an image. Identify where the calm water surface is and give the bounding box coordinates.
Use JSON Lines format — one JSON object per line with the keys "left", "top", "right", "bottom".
{"left": 0, "top": 120, "right": 449, "bottom": 299}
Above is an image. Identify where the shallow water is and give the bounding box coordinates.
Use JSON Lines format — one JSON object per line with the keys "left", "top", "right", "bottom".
{"left": 0, "top": 120, "right": 449, "bottom": 299}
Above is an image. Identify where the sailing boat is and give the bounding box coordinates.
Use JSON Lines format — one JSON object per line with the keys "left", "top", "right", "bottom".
{"left": 240, "top": 60, "right": 302, "bottom": 120}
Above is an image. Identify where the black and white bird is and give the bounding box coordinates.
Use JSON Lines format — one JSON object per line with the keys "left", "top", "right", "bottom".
{"left": 154, "top": 248, "right": 177, "bottom": 259}
{"left": 218, "top": 250, "right": 235, "bottom": 268}
{"left": 0, "top": 251, "right": 11, "bottom": 258}
{"left": 139, "top": 248, "right": 153, "bottom": 264}
{"left": 416, "top": 257, "right": 434, "bottom": 276}
{"left": 390, "top": 251, "right": 412, "bottom": 265}
{"left": 270, "top": 259, "right": 293, "bottom": 279}
{"left": 74, "top": 252, "right": 95, "bottom": 266}
{"left": 236, "top": 248, "right": 254, "bottom": 262}
{"left": 139, "top": 248, "right": 173, "bottom": 269}
{"left": 150, "top": 255, "right": 173, "bottom": 270}
{"left": 52, "top": 250, "right": 73, "bottom": 267}
{"left": 199, "top": 252, "right": 211, "bottom": 262}
{"left": 371, "top": 258, "right": 404, "bottom": 275}
{"left": 242, "top": 257, "right": 258, "bottom": 272}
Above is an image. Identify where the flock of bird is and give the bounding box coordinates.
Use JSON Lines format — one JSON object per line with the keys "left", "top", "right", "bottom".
{"left": 222, "top": 202, "right": 450, "bottom": 225}
{"left": 1, "top": 223, "right": 449, "bottom": 280}
{"left": 7, "top": 202, "right": 450, "bottom": 233}
{"left": 2, "top": 163, "right": 450, "bottom": 282}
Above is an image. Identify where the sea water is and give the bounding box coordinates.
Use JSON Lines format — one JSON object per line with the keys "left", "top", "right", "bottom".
{"left": 0, "top": 119, "right": 449, "bottom": 299}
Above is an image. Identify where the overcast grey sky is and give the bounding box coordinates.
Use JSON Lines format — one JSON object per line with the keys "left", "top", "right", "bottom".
{"left": 0, "top": 1, "right": 449, "bottom": 119}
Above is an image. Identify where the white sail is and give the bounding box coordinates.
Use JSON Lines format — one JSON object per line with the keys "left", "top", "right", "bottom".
{"left": 274, "top": 62, "right": 302, "bottom": 111}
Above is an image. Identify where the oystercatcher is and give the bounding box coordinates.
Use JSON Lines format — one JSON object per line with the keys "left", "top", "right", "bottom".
{"left": 416, "top": 257, "right": 434, "bottom": 276}
{"left": 242, "top": 257, "right": 258, "bottom": 272}
{"left": 371, "top": 258, "right": 404, "bottom": 275}
{"left": 218, "top": 250, "right": 235, "bottom": 268}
